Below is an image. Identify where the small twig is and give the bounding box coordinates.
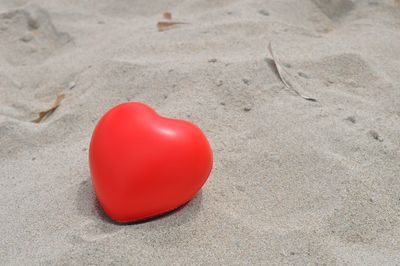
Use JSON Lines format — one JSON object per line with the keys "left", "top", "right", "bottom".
{"left": 32, "top": 94, "right": 65, "bottom": 123}
{"left": 157, "top": 21, "right": 187, "bottom": 32}
{"left": 268, "top": 42, "right": 316, "bottom": 102}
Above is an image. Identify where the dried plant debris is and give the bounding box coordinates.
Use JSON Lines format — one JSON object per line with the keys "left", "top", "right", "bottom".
{"left": 157, "top": 21, "right": 186, "bottom": 31}
{"left": 268, "top": 42, "right": 316, "bottom": 102}
{"left": 32, "top": 94, "right": 65, "bottom": 123}
{"left": 163, "top": 12, "right": 172, "bottom": 20}
{"left": 157, "top": 12, "right": 187, "bottom": 31}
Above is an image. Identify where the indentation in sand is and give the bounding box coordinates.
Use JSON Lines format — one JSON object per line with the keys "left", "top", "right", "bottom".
{"left": 99, "top": 0, "right": 183, "bottom": 17}
{"left": 0, "top": 4, "right": 71, "bottom": 66}
{"left": 327, "top": 179, "right": 398, "bottom": 244}
{"left": 312, "top": 0, "right": 354, "bottom": 20}
{"left": 74, "top": 179, "right": 121, "bottom": 242}
{"left": 301, "top": 53, "right": 379, "bottom": 90}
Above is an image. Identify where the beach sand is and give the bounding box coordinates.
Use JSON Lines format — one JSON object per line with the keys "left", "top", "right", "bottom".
{"left": 1, "top": 0, "right": 400, "bottom": 264}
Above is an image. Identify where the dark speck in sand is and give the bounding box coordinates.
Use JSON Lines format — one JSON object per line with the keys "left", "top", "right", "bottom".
{"left": 283, "top": 62, "right": 291, "bottom": 68}
{"left": 243, "top": 107, "right": 251, "bottom": 112}
{"left": 235, "top": 185, "right": 245, "bottom": 192}
{"left": 258, "top": 10, "right": 270, "bottom": 16}
{"left": 298, "top": 72, "right": 309, "bottom": 79}
{"left": 20, "top": 34, "right": 33, "bottom": 42}
{"left": 369, "top": 130, "right": 383, "bottom": 142}
{"left": 345, "top": 116, "right": 356, "bottom": 123}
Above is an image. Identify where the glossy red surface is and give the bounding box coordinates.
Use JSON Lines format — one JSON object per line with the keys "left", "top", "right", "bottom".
{"left": 89, "top": 102, "right": 213, "bottom": 223}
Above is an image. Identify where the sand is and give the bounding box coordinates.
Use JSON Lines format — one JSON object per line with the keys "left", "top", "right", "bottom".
{"left": 1, "top": 0, "right": 400, "bottom": 264}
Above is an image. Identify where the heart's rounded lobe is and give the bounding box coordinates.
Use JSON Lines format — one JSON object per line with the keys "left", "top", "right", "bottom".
{"left": 89, "top": 102, "right": 213, "bottom": 223}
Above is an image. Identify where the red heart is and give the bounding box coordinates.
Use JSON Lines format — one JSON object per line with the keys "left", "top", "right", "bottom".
{"left": 89, "top": 102, "right": 213, "bottom": 223}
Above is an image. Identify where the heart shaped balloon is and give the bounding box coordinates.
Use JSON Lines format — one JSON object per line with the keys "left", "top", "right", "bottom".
{"left": 89, "top": 102, "right": 213, "bottom": 223}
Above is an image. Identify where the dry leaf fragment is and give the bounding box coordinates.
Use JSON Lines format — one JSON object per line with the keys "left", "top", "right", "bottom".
{"left": 32, "top": 94, "right": 65, "bottom": 123}
{"left": 157, "top": 21, "right": 186, "bottom": 31}
{"left": 268, "top": 42, "right": 316, "bottom": 102}
{"left": 163, "top": 12, "right": 172, "bottom": 20}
